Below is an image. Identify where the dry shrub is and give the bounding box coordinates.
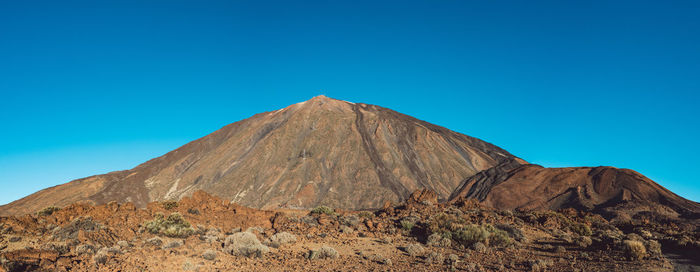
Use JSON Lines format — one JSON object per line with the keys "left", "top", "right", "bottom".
{"left": 311, "top": 206, "right": 335, "bottom": 215}
{"left": 427, "top": 213, "right": 465, "bottom": 236}
{"left": 427, "top": 233, "right": 451, "bottom": 247}
{"left": 452, "top": 225, "right": 490, "bottom": 247}
{"left": 144, "top": 212, "right": 195, "bottom": 238}
{"left": 488, "top": 228, "right": 513, "bottom": 247}
{"left": 574, "top": 236, "right": 593, "bottom": 248}
{"left": 426, "top": 251, "right": 444, "bottom": 264}
{"left": 264, "top": 232, "right": 297, "bottom": 248}
{"left": 623, "top": 240, "right": 646, "bottom": 260}
{"left": 570, "top": 222, "right": 593, "bottom": 236}
{"left": 315, "top": 246, "right": 339, "bottom": 259}
{"left": 37, "top": 206, "right": 61, "bottom": 217}
{"left": 404, "top": 243, "right": 425, "bottom": 256}
{"left": 358, "top": 211, "right": 375, "bottom": 219}
{"left": 202, "top": 250, "right": 217, "bottom": 260}
{"left": 161, "top": 201, "right": 178, "bottom": 210}
{"left": 224, "top": 232, "right": 270, "bottom": 258}
{"left": 400, "top": 220, "right": 415, "bottom": 231}
{"left": 646, "top": 240, "right": 662, "bottom": 256}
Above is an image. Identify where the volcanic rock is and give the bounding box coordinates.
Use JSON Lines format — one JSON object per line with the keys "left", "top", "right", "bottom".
{"left": 449, "top": 160, "right": 700, "bottom": 218}
{"left": 0, "top": 95, "right": 517, "bottom": 215}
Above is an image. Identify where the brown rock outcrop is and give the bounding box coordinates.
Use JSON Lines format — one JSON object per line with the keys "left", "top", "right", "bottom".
{"left": 406, "top": 189, "right": 438, "bottom": 205}
{"left": 449, "top": 160, "right": 700, "bottom": 218}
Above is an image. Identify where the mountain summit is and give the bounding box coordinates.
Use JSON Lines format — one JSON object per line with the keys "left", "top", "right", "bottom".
{"left": 0, "top": 96, "right": 518, "bottom": 215}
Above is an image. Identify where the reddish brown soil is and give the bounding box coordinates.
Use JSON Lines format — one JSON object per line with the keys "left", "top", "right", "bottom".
{"left": 1, "top": 190, "right": 696, "bottom": 271}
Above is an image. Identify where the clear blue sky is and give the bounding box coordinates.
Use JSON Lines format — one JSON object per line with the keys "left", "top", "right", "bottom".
{"left": 1, "top": 0, "right": 698, "bottom": 204}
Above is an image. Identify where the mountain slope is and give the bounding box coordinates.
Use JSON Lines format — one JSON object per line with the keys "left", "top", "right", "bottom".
{"left": 0, "top": 95, "right": 518, "bottom": 215}
{"left": 449, "top": 159, "right": 700, "bottom": 218}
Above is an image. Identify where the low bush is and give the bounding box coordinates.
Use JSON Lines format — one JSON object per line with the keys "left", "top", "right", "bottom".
{"left": 93, "top": 252, "right": 108, "bottom": 264}
{"left": 76, "top": 244, "right": 96, "bottom": 255}
{"left": 570, "top": 222, "right": 593, "bottom": 236}
{"left": 162, "top": 240, "right": 183, "bottom": 249}
{"left": 622, "top": 240, "right": 646, "bottom": 260}
{"left": 187, "top": 208, "right": 200, "bottom": 215}
{"left": 202, "top": 250, "right": 217, "bottom": 260}
{"left": 452, "top": 225, "right": 490, "bottom": 247}
{"left": 224, "top": 232, "right": 270, "bottom": 257}
{"left": 56, "top": 217, "right": 100, "bottom": 240}
{"left": 574, "top": 236, "right": 593, "bottom": 248}
{"left": 404, "top": 243, "right": 425, "bottom": 256}
{"left": 312, "top": 246, "right": 339, "bottom": 259}
{"left": 427, "top": 213, "right": 465, "bottom": 237}
{"left": 529, "top": 259, "right": 553, "bottom": 272}
{"left": 339, "top": 215, "right": 361, "bottom": 226}
{"left": 427, "top": 233, "right": 452, "bottom": 247}
{"left": 400, "top": 220, "right": 415, "bottom": 231}
{"left": 495, "top": 224, "right": 526, "bottom": 242}
{"left": 471, "top": 242, "right": 487, "bottom": 252}
{"left": 162, "top": 201, "right": 178, "bottom": 210}
{"left": 145, "top": 237, "right": 163, "bottom": 247}
{"left": 554, "top": 245, "right": 566, "bottom": 253}
{"left": 646, "top": 240, "right": 662, "bottom": 256}
{"left": 116, "top": 241, "right": 130, "bottom": 249}
{"left": 487, "top": 226, "right": 513, "bottom": 247}
{"left": 144, "top": 212, "right": 195, "bottom": 238}
{"left": 37, "top": 206, "right": 61, "bottom": 217}
{"left": 431, "top": 222, "right": 516, "bottom": 248}
{"left": 426, "top": 251, "right": 444, "bottom": 264}
{"left": 358, "top": 211, "right": 375, "bottom": 218}
{"left": 264, "top": 232, "right": 297, "bottom": 248}
{"left": 447, "top": 254, "right": 459, "bottom": 265}
{"left": 311, "top": 206, "right": 335, "bottom": 215}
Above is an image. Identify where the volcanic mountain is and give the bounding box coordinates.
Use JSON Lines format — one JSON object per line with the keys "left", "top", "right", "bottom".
{"left": 0, "top": 95, "right": 519, "bottom": 215}
{"left": 2, "top": 95, "right": 698, "bottom": 219}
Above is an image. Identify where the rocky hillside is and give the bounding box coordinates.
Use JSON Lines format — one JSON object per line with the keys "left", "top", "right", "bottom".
{"left": 449, "top": 159, "right": 700, "bottom": 219}
{"left": 0, "top": 95, "right": 518, "bottom": 215}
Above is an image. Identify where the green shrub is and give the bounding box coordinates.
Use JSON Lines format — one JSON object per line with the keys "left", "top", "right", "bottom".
{"left": 570, "top": 222, "right": 592, "bottom": 236}
{"left": 37, "top": 206, "right": 61, "bottom": 216}
{"left": 162, "top": 201, "right": 178, "bottom": 210}
{"left": 452, "top": 224, "right": 490, "bottom": 247}
{"left": 400, "top": 220, "right": 415, "bottom": 231}
{"left": 487, "top": 226, "right": 513, "bottom": 247}
{"left": 427, "top": 213, "right": 465, "bottom": 237}
{"left": 449, "top": 224, "right": 515, "bottom": 248}
{"left": 145, "top": 212, "right": 195, "bottom": 238}
{"left": 310, "top": 206, "right": 335, "bottom": 215}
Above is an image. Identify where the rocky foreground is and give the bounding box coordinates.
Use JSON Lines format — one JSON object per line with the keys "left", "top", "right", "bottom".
{"left": 0, "top": 190, "right": 698, "bottom": 271}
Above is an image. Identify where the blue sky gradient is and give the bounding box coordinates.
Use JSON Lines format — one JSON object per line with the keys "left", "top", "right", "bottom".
{"left": 1, "top": 0, "right": 699, "bottom": 204}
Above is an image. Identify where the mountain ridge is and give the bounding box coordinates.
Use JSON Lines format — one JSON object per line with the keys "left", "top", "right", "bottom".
{"left": 449, "top": 159, "right": 700, "bottom": 218}
{"left": 2, "top": 95, "right": 697, "bottom": 219}
{"left": 0, "top": 95, "right": 519, "bottom": 215}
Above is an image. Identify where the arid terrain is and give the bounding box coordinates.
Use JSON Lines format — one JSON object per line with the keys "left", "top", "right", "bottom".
{"left": 0, "top": 96, "right": 698, "bottom": 271}
{"left": 0, "top": 190, "right": 698, "bottom": 271}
